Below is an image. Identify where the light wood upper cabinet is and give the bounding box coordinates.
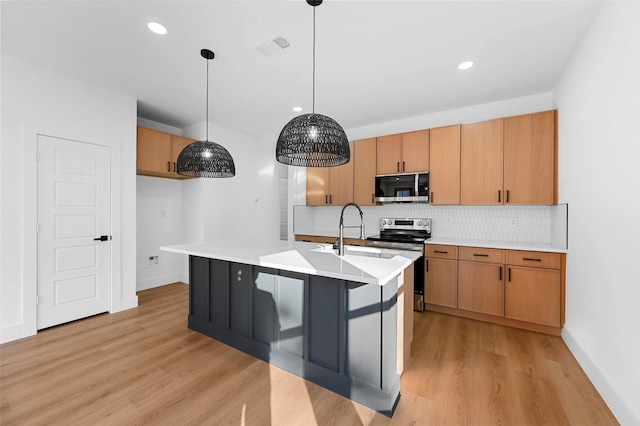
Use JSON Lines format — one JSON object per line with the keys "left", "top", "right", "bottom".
{"left": 461, "top": 118, "right": 504, "bottom": 204}
{"left": 401, "top": 130, "right": 429, "bottom": 173}
{"left": 137, "top": 126, "right": 195, "bottom": 179}
{"left": 429, "top": 125, "right": 460, "bottom": 205}
{"left": 376, "top": 134, "right": 402, "bottom": 174}
{"left": 353, "top": 138, "right": 378, "bottom": 206}
{"left": 504, "top": 110, "right": 557, "bottom": 204}
{"left": 376, "top": 130, "right": 429, "bottom": 175}
{"left": 306, "top": 142, "right": 354, "bottom": 206}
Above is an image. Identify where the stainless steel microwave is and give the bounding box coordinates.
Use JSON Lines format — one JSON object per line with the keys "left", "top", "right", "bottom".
{"left": 375, "top": 173, "right": 429, "bottom": 203}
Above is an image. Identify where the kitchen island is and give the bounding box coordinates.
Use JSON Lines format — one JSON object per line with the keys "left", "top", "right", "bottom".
{"left": 160, "top": 239, "right": 421, "bottom": 417}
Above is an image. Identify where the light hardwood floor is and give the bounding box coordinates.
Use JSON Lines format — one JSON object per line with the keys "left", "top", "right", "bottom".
{"left": 0, "top": 283, "right": 618, "bottom": 425}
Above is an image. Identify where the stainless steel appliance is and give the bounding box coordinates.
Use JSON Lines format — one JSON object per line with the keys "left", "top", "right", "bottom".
{"left": 367, "top": 218, "right": 431, "bottom": 311}
{"left": 375, "top": 173, "right": 429, "bottom": 203}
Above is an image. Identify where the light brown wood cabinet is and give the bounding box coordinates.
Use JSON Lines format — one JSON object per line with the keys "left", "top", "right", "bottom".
{"left": 306, "top": 142, "right": 354, "bottom": 206}
{"left": 504, "top": 110, "right": 557, "bottom": 204}
{"left": 376, "top": 130, "right": 429, "bottom": 175}
{"left": 457, "top": 247, "right": 506, "bottom": 316}
{"left": 353, "top": 138, "right": 378, "bottom": 206}
{"left": 505, "top": 250, "right": 563, "bottom": 327}
{"left": 429, "top": 125, "right": 460, "bottom": 205}
{"left": 460, "top": 118, "right": 504, "bottom": 204}
{"left": 294, "top": 235, "right": 367, "bottom": 247}
{"left": 424, "top": 245, "right": 458, "bottom": 308}
{"left": 425, "top": 244, "right": 566, "bottom": 335}
{"left": 136, "top": 126, "right": 195, "bottom": 179}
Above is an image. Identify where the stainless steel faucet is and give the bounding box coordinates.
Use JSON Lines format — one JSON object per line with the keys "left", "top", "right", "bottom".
{"left": 338, "top": 202, "right": 365, "bottom": 256}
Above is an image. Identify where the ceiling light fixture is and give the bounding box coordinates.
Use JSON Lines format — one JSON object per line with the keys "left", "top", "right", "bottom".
{"left": 177, "top": 49, "right": 235, "bottom": 178}
{"left": 147, "top": 22, "right": 167, "bottom": 35}
{"left": 275, "top": 0, "right": 350, "bottom": 168}
{"left": 458, "top": 61, "right": 474, "bottom": 70}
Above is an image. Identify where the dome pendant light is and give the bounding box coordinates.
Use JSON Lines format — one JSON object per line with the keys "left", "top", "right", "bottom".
{"left": 275, "top": 0, "right": 350, "bottom": 167}
{"left": 177, "top": 49, "right": 236, "bottom": 178}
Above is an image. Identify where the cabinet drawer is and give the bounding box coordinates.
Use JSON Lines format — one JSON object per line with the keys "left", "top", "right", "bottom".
{"left": 425, "top": 245, "right": 458, "bottom": 259}
{"left": 459, "top": 247, "right": 505, "bottom": 264}
{"left": 506, "top": 250, "right": 562, "bottom": 270}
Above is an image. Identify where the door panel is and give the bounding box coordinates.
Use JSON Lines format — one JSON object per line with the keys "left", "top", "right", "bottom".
{"left": 37, "top": 135, "right": 111, "bottom": 330}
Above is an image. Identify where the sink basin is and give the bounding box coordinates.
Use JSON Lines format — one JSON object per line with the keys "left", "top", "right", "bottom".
{"left": 311, "top": 244, "right": 395, "bottom": 259}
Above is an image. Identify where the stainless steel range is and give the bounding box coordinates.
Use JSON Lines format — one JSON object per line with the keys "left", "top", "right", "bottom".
{"left": 367, "top": 218, "right": 431, "bottom": 311}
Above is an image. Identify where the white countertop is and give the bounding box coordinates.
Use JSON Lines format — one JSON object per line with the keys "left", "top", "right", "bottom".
{"left": 425, "top": 237, "right": 567, "bottom": 253}
{"left": 295, "top": 230, "right": 567, "bottom": 253}
{"left": 160, "top": 239, "right": 422, "bottom": 286}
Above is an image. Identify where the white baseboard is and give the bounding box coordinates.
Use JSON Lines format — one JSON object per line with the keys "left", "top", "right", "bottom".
{"left": 0, "top": 323, "right": 33, "bottom": 344}
{"left": 562, "top": 326, "right": 639, "bottom": 425}
{"left": 118, "top": 295, "right": 139, "bottom": 311}
{"left": 136, "top": 273, "right": 185, "bottom": 291}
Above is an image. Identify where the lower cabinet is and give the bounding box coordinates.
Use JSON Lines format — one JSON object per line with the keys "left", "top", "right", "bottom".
{"left": 425, "top": 245, "right": 458, "bottom": 308}
{"left": 424, "top": 244, "right": 565, "bottom": 335}
{"left": 505, "top": 251, "right": 563, "bottom": 327}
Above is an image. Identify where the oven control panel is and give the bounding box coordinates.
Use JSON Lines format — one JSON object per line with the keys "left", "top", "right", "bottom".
{"left": 380, "top": 218, "right": 431, "bottom": 232}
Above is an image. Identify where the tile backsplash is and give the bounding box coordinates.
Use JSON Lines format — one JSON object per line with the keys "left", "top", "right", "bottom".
{"left": 294, "top": 203, "right": 568, "bottom": 247}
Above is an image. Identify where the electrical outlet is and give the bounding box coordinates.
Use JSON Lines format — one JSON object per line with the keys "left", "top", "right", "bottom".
{"left": 148, "top": 255, "right": 159, "bottom": 265}
{"left": 509, "top": 218, "right": 518, "bottom": 227}
{"left": 446, "top": 217, "right": 452, "bottom": 225}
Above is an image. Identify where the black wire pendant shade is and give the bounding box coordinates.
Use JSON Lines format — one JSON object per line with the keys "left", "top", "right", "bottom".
{"left": 275, "top": 0, "right": 350, "bottom": 167}
{"left": 177, "top": 49, "right": 235, "bottom": 178}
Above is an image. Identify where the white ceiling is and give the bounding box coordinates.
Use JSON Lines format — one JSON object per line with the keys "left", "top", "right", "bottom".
{"left": 2, "top": 1, "right": 603, "bottom": 142}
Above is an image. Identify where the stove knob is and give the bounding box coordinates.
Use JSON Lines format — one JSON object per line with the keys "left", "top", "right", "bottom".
{"left": 417, "top": 220, "right": 422, "bottom": 226}
{"left": 382, "top": 219, "right": 387, "bottom": 226}
{"left": 389, "top": 220, "right": 394, "bottom": 225}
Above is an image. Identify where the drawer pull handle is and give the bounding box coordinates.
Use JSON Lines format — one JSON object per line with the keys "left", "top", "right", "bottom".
{"left": 434, "top": 250, "right": 448, "bottom": 254}
{"left": 506, "top": 190, "right": 510, "bottom": 203}
{"left": 499, "top": 266, "right": 503, "bottom": 281}
{"left": 473, "top": 253, "right": 489, "bottom": 257}
{"left": 167, "top": 161, "right": 171, "bottom": 172}
{"left": 426, "top": 259, "right": 429, "bottom": 272}
{"left": 498, "top": 190, "right": 501, "bottom": 203}
{"left": 523, "top": 257, "right": 542, "bottom": 262}
{"left": 508, "top": 267, "right": 512, "bottom": 282}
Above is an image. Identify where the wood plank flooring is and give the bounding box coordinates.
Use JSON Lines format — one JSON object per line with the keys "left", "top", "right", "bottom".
{"left": 0, "top": 283, "right": 618, "bottom": 425}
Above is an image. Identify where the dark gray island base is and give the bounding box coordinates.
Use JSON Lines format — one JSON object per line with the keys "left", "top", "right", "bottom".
{"left": 188, "top": 255, "right": 401, "bottom": 417}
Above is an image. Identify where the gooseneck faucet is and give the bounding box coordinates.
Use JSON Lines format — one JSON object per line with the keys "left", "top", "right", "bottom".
{"left": 338, "top": 202, "right": 365, "bottom": 256}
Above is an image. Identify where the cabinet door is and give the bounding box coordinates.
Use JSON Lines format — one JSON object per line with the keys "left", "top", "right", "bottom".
{"left": 458, "top": 261, "right": 504, "bottom": 316}
{"left": 461, "top": 118, "right": 504, "bottom": 204}
{"left": 353, "top": 138, "right": 378, "bottom": 206}
{"left": 504, "top": 110, "right": 557, "bottom": 204}
{"left": 429, "top": 125, "right": 460, "bottom": 205}
{"left": 376, "top": 134, "right": 402, "bottom": 175}
{"left": 401, "top": 130, "right": 429, "bottom": 173}
{"left": 425, "top": 258, "right": 457, "bottom": 308}
{"left": 170, "top": 135, "right": 195, "bottom": 175}
{"left": 306, "top": 167, "right": 330, "bottom": 205}
{"left": 137, "top": 126, "right": 172, "bottom": 174}
{"left": 505, "top": 266, "right": 560, "bottom": 327}
{"left": 328, "top": 142, "right": 354, "bottom": 205}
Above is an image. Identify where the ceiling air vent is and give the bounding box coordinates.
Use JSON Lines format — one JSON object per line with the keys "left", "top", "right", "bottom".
{"left": 256, "top": 34, "right": 291, "bottom": 57}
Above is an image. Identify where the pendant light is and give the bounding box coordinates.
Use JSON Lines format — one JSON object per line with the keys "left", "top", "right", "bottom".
{"left": 177, "top": 49, "right": 235, "bottom": 178}
{"left": 275, "top": 0, "right": 350, "bottom": 167}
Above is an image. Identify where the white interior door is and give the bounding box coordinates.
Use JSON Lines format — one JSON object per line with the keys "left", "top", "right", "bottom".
{"left": 37, "top": 135, "right": 111, "bottom": 329}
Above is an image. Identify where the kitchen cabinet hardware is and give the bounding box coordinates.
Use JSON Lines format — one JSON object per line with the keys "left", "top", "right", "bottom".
{"left": 434, "top": 250, "right": 448, "bottom": 254}
{"left": 508, "top": 267, "right": 511, "bottom": 281}
{"left": 499, "top": 266, "right": 503, "bottom": 281}
{"left": 402, "top": 161, "right": 406, "bottom": 172}
{"left": 371, "top": 194, "right": 374, "bottom": 204}
{"left": 523, "top": 257, "right": 542, "bottom": 262}
{"left": 397, "top": 162, "right": 400, "bottom": 172}
{"left": 506, "top": 190, "right": 510, "bottom": 203}
{"left": 473, "top": 253, "right": 489, "bottom": 257}
{"left": 167, "top": 161, "right": 170, "bottom": 172}
{"left": 430, "top": 192, "right": 433, "bottom": 202}
{"left": 498, "top": 190, "right": 501, "bottom": 203}
{"left": 426, "top": 259, "right": 429, "bottom": 272}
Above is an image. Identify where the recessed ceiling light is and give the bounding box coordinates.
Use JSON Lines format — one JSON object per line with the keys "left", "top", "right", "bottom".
{"left": 458, "top": 61, "right": 474, "bottom": 70}
{"left": 292, "top": 106, "right": 303, "bottom": 112}
{"left": 147, "top": 22, "right": 167, "bottom": 35}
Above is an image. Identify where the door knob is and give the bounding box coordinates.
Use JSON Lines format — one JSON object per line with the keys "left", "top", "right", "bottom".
{"left": 93, "top": 235, "right": 111, "bottom": 241}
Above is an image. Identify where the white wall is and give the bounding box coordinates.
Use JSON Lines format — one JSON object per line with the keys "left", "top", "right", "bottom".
{"left": 553, "top": 2, "right": 640, "bottom": 424}
{"left": 1, "top": 55, "right": 138, "bottom": 343}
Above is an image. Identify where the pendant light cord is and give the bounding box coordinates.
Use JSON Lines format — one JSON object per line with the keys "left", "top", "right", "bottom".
{"left": 312, "top": 5, "right": 316, "bottom": 115}
{"left": 205, "top": 57, "right": 209, "bottom": 141}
